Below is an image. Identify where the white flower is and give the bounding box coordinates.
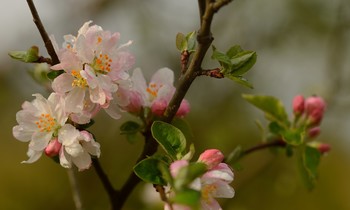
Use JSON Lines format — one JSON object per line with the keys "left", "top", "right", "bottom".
{"left": 51, "top": 21, "right": 134, "bottom": 121}
{"left": 13, "top": 93, "right": 68, "bottom": 163}
{"left": 59, "top": 125, "right": 100, "bottom": 171}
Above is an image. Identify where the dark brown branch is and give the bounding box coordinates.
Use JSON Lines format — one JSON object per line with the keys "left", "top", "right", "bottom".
{"left": 241, "top": 139, "right": 286, "bottom": 157}
{"left": 26, "top": 0, "right": 60, "bottom": 65}
{"left": 196, "top": 68, "right": 224, "bottom": 78}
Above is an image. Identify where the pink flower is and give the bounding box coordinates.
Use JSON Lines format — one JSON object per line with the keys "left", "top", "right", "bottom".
{"left": 51, "top": 21, "right": 134, "bottom": 121}
{"left": 124, "top": 68, "right": 190, "bottom": 117}
{"left": 307, "top": 127, "right": 320, "bottom": 138}
{"left": 198, "top": 149, "right": 224, "bottom": 169}
{"left": 305, "top": 96, "right": 326, "bottom": 126}
{"left": 292, "top": 95, "right": 305, "bottom": 116}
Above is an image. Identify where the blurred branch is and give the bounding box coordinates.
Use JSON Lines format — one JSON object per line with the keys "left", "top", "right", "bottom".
{"left": 67, "top": 169, "right": 84, "bottom": 210}
{"left": 240, "top": 139, "right": 286, "bottom": 158}
{"left": 26, "top": 0, "right": 60, "bottom": 65}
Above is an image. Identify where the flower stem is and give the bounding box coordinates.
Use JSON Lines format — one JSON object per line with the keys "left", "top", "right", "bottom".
{"left": 67, "top": 168, "right": 84, "bottom": 210}
{"left": 240, "top": 139, "right": 287, "bottom": 158}
{"left": 26, "top": 0, "right": 60, "bottom": 65}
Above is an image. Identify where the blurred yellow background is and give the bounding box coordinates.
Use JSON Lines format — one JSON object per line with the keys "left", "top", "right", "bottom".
{"left": 1, "top": 0, "right": 349, "bottom": 209}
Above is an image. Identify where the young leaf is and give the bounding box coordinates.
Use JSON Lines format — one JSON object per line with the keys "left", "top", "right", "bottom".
{"left": 303, "top": 146, "right": 321, "bottom": 181}
{"left": 186, "top": 31, "right": 196, "bottom": 52}
{"left": 9, "top": 46, "right": 40, "bottom": 63}
{"left": 120, "top": 121, "right": 142, "bottom": 134}
{"left": 226, "top": 45, "right": 243, "bottom": 58}
{"left": 152, "top": 121, "right": 187, "bottom": 160}
{"left": 133, "top": 157, "right": 167, "bottom": 185}
{"left": 226, "top": 75, "right": 254, "bottom": 89}
{"left": 47, "top": 70, "right": 64, "bottom": 80}
{"left": 211, "top": 46, "right": 232, "bottom": 67}
{"left": 242, "top": 94, "right": 290, "bottom": 126}
{"left": 281, "top": 128, "right": 304, "bottom": 146}
{"left": 176, "top": 33, "right": 186, "bottom": 51}
{"left": 229, "top": 51, "right": 257, "bottom": 76}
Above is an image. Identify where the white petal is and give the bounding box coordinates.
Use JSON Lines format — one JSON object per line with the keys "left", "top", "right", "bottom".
{"left": 103, "top": 100, "right": 121, "bottom": 119}
{"left": 30, "top": 131, "right": 52, "bottom": 151}
{"left": 65, "top": 142, "right": 84, "bottom": 157}
{"left": 89, "top": 87, "right": 106, "bottom": 105}
{"left": 72, "top": 151, "right": 92, "bottom": 171}
{"left": 13, "top": 125, "right": 33, "bottom": 142}
{"left": 58, "top": 124, "right": 80, "bottom": 146}
{"left": 21, "top": 149, "right": 42, "bottom": 164}
{"left": 52, "top": 73, "right": 74, "bottom": 93}
{"left": 59, "top": 148, "right": 72, "bottom": 168}
{"left": 65, "top": 87, "right": 86, "bottom": 113}
{"left": 151, "top": 68, "right": 174, "bottom": 86}
{"left": 211, "top": 180, "right": 235, "bottom": 198}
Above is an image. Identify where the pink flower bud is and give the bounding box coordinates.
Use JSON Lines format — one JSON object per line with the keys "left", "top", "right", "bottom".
{"left": 318, "top": 143, "right": 331, "bottom": 154}
{"left": 44, "top": 138, "right": 62, "bottom": 157}
{"left": 198, "top": 149, "right": 224, "bottom": 169}
{"left": 124, "top": 91, "right": 143, "bottom": 114}
{"left": 151, "top": 100, "right": 167, "bottom": 116}
{"left": 305, "top": 96, "right": 326, "bottom": 126}
{"left": 307, "top": 127, "right": 321, "bottom": 138}
{"left": 176, "top": 100, "right": 190, "bottom": 117}
{"left": 292, "top": 95, "right": 305, "bottom": 116}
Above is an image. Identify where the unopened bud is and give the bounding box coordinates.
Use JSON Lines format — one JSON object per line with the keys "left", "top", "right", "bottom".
{"left": 305, "top": 96, "right": 326, "bottom": 126}
{"left": 198, "top": 149, "right": 224, "bottom": 169}
{"left": 308, "top": 142, "right": 331, "bottom": 155}
{"left": 292, "top": 95, "right": 305, "bottom": 116}
{"left": 45, "top": 138, "right": 62, "bottom": 157}
{"left": 176, "top": 100, "right": 190, "bottom": 117}
{"left": 307, "top": 127, "right": 321, "bottom": 138}
{"left": 151, "top": 100, "right": 167, "bottom": 116}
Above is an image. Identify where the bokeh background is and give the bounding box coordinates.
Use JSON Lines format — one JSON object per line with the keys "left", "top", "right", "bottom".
{"left": 1, "top": 0, "right": 350, "bottom": 209}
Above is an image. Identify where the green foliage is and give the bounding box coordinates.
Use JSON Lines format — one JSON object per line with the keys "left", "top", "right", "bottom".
{"left": 133, "top": 157, "right": 168, "bottom": 185}
{"left": 176, "top": 31, "right": 196, "bottom": 52}
{"left": 8, "top": 46, "right": 40, "bottom": 63}
{"left": 47, "top": 70, "right": 64, "bottom": 80}
{"left": 151, "top": 121, "right": 187, "bottom": 160}
{"left": 211, "top": 45, "right": 256, "bottom": 88}
{"left": 173, "top": 162, "right": 207, "bottom": 190}
{"left": 299, "top": 146, "right": 321, "bottom": 189}
{"left": 171, "top": 189, "right": 201, "bottom": 208}
{"left": 120, "top": 121, "right": 143, "bottom": 143}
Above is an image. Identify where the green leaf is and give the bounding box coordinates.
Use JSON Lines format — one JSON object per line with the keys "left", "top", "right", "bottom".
{"left": 133, "top": 158, "right": 167, "bottom": 185}
{"left": 152, "top": 121, "right": 187, "bottom": 160}
{"left": 226, "top": 45, "right": 243, "bottom": 58}
{"left": 120, "top": 121, "right": 142, "bottom": 134}
{"left": 171, "top": 189, "right": 201, "bottom": 207}
{"left": 303, "top": 146, "right": 321, "bottom": 180}
{"left": 176, "top": 33, "right": 186, "bottom": 51}
{"left": 9, "top": 46, "right": 40, "bottom": 63}
{"left": 229, "top": 51, "right": 257, "bottom": 76}
{"left": 226, "top": 75, "right": 254, "bottom": 89}
{"left": 47, "top": 70, "right": 64, "bottom": 80}
{"left": 185, "top": 31, "right": 196, "bottom": 52}
{"left": 242, "top": 94, "right": 290, "bottom": 126}
{"left": 211, "top": 46, "right": 232, "bottom": 67}
{"left": 281, "top": 128, "right": 304, "bottom": 146}
{"left": 171, "top": 118, "right": 193, "bottom": 140}
{"left": 174, "top": 162, "right": 207, "bottom": 190}
{"left": 268, "top": 121, "right": 285, "bottom": 135}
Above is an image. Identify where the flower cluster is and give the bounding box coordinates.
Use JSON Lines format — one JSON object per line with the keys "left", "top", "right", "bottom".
{"left": 12, "top": 21, "right": 190, "bottom": 170}
{"left": 165, "top": 149, "right": 234, "bottom": 210}
{"left": 292, "top": 95, "right": 330, "bottom": 153}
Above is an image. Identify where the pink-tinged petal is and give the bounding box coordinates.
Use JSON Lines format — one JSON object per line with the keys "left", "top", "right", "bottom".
{"left": 157, "top": 84, "right": 175, "bottom": 102}
{"left": 76, "top": 35, "right": 94, "bottom": 63}
{"left": 52, "top": 73, "right": 74, "bottom": 93}
{"left": 131, "top": 68, "right": 148, "bottom": 95}
{"left": 170, "top": 160, "right": 189, "bottom": 178}
{"left": 98, "top": 74, "right": 118, "bottom": 93}
{"left": 103, "top": 100, "right": 121, "bottom": 120}
{"left": 59, "top": 149, "right": 72, "bottom": 168}
{"left": 164, "top": 203, "right": 191, "bottom": 210}
{"left": 13, "top": 125, "right": 33, "bottom": 142}
{"left": 151, "top": 68, "right": 174, "bottom": 86}
{"left": 58, "top": 124, "right": 80, "bottom": 146}
{"left": 89, "top": 87, "right": 106, "bottom": 105}
{"left": 200, "top": 197, "right": 222, "bottom": 210}
{"left": 70, "top": 112, "right": 92, "bottom": 124}
{"left": 21, "top": 149, "right": 42, "bottom": 164}
{"left": 30, "top": 131, "right": 52, "bottom": 151}
{"left": 65, "top": 142, "right": 84, "bottom": 157}
{"left": 16, "top": 110, "right": 37, "bottom": 129}
{"left": 72, "top": 151, "right": 92, "bottom": 171}
{"left": 211, "top": 180, "right": 235, "bottom": 198}
{"left": 203, "top": 169, "right": 234, "bottom": 183}
{"left": 32, "top": 94, "right": 51, "bottom": 114}
{"left": 78, "top": 21, "right": 93, "bottom": 36}
{"left": 65, "top": 87, "right": 86, "bottom": 113}
{"left": 151, "top": 99, "right": 167, "bottom": 116}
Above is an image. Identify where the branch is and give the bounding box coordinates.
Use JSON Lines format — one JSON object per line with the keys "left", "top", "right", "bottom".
{"left": 67, "top": 168, "right": 83, "bottom": 210}
{"left": 26, "top": 0, "right": 60, "bottom": 65}
{"left": 240, "top": 139, "right": 286, "bottom": 158}
{"left": 196, "top": 68, "right": 224, "bottom": 78}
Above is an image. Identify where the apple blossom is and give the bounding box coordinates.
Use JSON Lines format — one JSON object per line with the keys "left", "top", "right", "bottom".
{"left": 51, "top": 21, "right": 134, "bottom": 121}
{"left": 305, "top": 96, "right": 326, "bottom": 126}
{"left": 292, "top": 95, "right": 305, "bottom": 116}
{"left": 124, "top": 68, "right": 190, "bottom": 117}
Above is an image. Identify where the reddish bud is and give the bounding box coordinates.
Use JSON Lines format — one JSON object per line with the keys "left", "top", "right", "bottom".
{"left": 305, "top": 96, "right": 326, "bottom": 126}
{"left": 318, "top": 143, "right": 331, "bottom": 154}
{"left": 44, "top": 138, "right": 62, "bottom": 157}
{"left": 307, "top": 127, "right": 321, "bottom": 138}
{"left": 292, "top": 95, "right": 305, "bottom": 116}
{"left": 198, "top": 149, "right": 224, "bottom": 169}
{"left": 176, "top": 100, "right": 190, "bottom": 117}
{"left": 151, "top": 100, "right": 167, "bottom": 116}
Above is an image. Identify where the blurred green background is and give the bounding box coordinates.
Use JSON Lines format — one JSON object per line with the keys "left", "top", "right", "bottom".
{"left": 1, "top": 0, "right": 350, "bottom": 209}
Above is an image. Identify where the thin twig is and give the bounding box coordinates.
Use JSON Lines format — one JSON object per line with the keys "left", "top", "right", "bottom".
{"left": 67, "top": 168, "right": 84, "bottom": 210}
{"left": 26, "top": 0, "right": 60, "bottom": 65}
{"left": 241, "top": 139, "right": 286, "bottom": 158}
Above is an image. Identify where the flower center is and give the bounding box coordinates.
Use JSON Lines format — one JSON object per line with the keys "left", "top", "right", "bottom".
{"left": 35, "top": 113, "right": 58, "bottom": 133}
{"left": 71, "top": 70, "right": 88, "bottom": 87}
{"left": 146, "top": 83, "right": 162, "bottom": 99}
{"left": 201, "top": 184, "right": 217, "bottom": 202}
{"left": 92, "top": 53, "right": 112, "bottom": 74}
